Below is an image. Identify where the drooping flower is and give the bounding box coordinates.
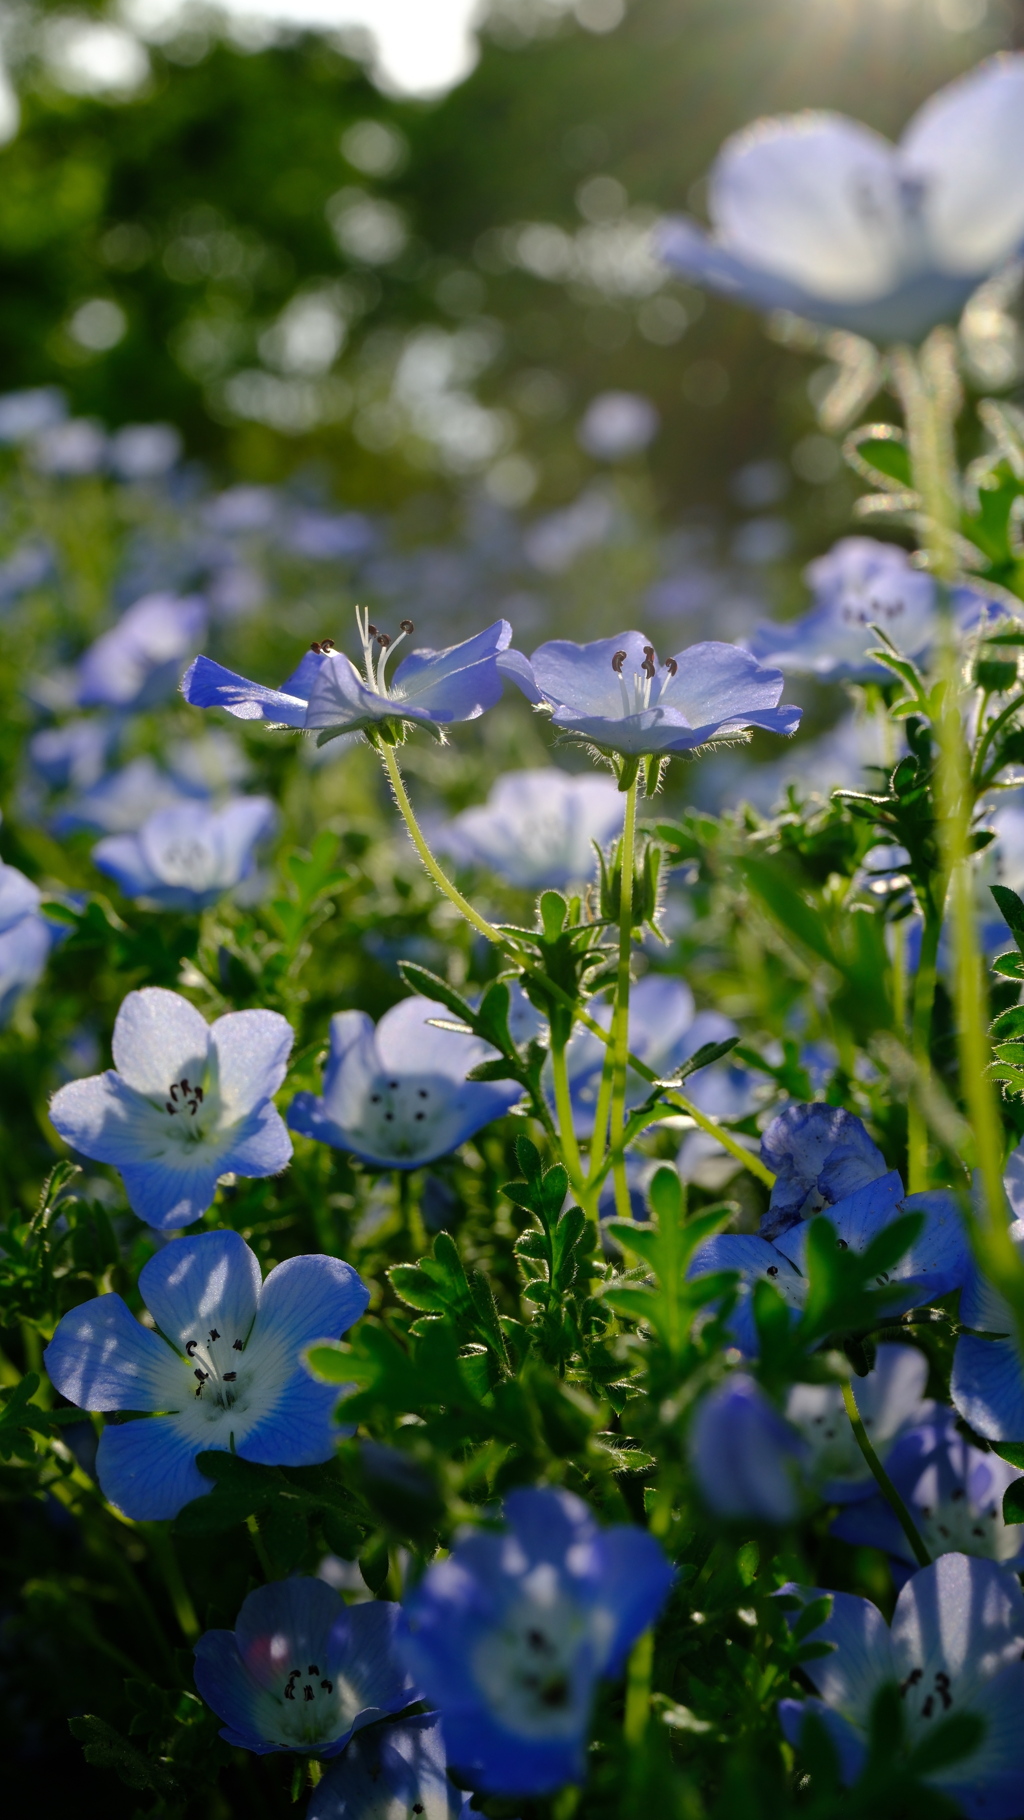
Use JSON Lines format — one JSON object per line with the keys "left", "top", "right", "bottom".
{"left": 92, "top": 796, "right": 276, "bottom": 911}
{"left": 749, "top": 539, "right": 987, "bottom": 683}
{"left": 786, "top": 1343, "right": 933, "bottom": 1504}
{"left": 287, "top": 996, "right": 521, "bottom": 1170}
{"left": 182, "top": 612, "right": 512, "bottom": 744}
{"left": 657, "top": 55, "right": 1024, "bottom": 345}
{"left": 193, "top": 1579, "right": 415, "bottom": 1757}
{"left": 831, "top": 1405, "right": 1024, "bottom": 1576}
{"left": 759, "top": 1102, "right": 889, "bottom": 1242}
{"left": 0, "top": 860, "right": 63, "bottom": 1026}
{"left": 49, "top": 986, "right": 294, "bottom": 1230}
{"left": 398, "top": 1486, "right": 673, "bottom": 1796}
{"left": 436, "top": 766, "right": 624, "bottom": 891}
{"left": 778, "top": 1554, "right": 1024, "bottom": 1818}
{"left": 554, "top": 974, "right": 736, "bottom": 1138}
{"left": 951, "top": 1220, "right": 1024, "bottom": 1441}
{"left": 43, "top": 1228, "right": 368, "bottom": 1520}
{"left": 689, "top": 1374, "right": 805, "bottom": 1523}
{"left": 308, "top": 1714, "right": 463, "bottom": 1820}
{"left": 689, "top": 1173, "right": 968, "bottom": 1356}
{"left": 75, "top": 593, "right": 208, "bottom": 710}
{"left": 497, "top": 630, "right": 799, "bottom": 759}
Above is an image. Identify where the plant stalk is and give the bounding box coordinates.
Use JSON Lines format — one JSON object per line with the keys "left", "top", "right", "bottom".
{"left": 610, "top": 778, "right": 639, "bottom": 1221}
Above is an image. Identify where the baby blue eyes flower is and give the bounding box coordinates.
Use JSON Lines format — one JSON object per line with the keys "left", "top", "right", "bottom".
{"left": 778, "top": 1554, "right": 1024, "bottom": 1819}
{"left": 832, "top": 1405, "right": 1024, "bottom": 1575}
{"left": 92, "top": 795, "right": 276, "bottom": 911}
{"left": 749, "top": 537, "right": 987, "bottom": 684}
{"left": 182, "top": 612, "right": 512, "bottom": 744}
{"left": 658, "top": 54, "right": 1024, "bottom": 346}
{"left": 398, "top": 1486, "right": 673, "bottom": 1797}
{"left": 309, "top": 1714, "right": 462, "bottom": 1820}
{"left": 951, "top": 1219, "right": 1024, "bottom": 1441}
{"left": 43, "top": 1227, "right": 369, "bottom": 1520}
{"left": 75, "top": 592, "right": 208, "bottom": 710}
{"left": 288, "top": 996, "right": 521, "bottom": 1170}
{"left": 436, "top": 766, "right": 624, "bottom": 891}
{"left": 759, "top": 1102, "right": 889, "bottom": 1242}
{"left": 193, "top": 1579, "right": 416, "bottom": 1757}
{"left": 786, "top": 1342, "right": 932, "bottom": 1504}
{"left": 497, "top": 630, "right": 799, "bottom": 759}
{"left": 48, "top": 986, "right": 294, "bottom": 1230}
{"left": 0, "top": 860, "right": 62, "bottom": 1025}
{"left": 690, "top": 1374, "right": 805, "bottom": 1524}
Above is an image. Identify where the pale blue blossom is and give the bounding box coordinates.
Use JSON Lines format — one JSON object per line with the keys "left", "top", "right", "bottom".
{"left": 75, "top": 592, "right": 208, "bottom": 710}
{"left": 0, "top": 860, "right": 62, "bottom": 1024}
{"left": 92, "top": 795, "right": 276, "bottom": 911}
{"left": 436, "top": 767, "right": 624, "bottom": 891}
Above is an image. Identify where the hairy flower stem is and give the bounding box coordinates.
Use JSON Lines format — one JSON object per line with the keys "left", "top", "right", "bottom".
{"left": 840, "top": 1380, "right": 930, "bottom": 1568}
{"left": 907, "top": 910, "right": 942, "bottom": 1192}
{"left": 381, "top": 745, "right": 505, "bottom": 947}
{"left": 610, "top": 778, "right": 639, "bottom": 1222}
{"left": 144, "top": 1525, "right": 200, "bottom": 1644}
{"left": 550, "top": 1028, "right": 588, "bottom": 1207}
{"left": 398, "top": 1168, "right": 428, "bottom": 1258}
{"left": 624, "top": 1625, "right": 654, "bottom": 1748}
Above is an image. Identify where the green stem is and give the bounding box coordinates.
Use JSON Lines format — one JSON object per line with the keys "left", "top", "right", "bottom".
{"left": 584, "top": 1042, "right": 615, "bottom": 1193}
{"left": 609, "top": 779, "right": 638, "bottom": 1221}
{"left": 144, "top": 1525, "right": 200, "bottom": 1644}
{"left": 398, "top": 1168, "right": 427, "bottom": 1258}
{"left": 380, "top": 744, "right": 504, "bottom": 947}
{"left": 246, "top": 1513, "right": 274, "bottom": 1580}
{"left": 623, "top": 1625, "right": 654, "bottom": 1748}
{"left": 665, "top": 1089, "right": 776, "bottom": 1190}
{"left": 550, "top": 1028, "right": 587, "bottom": 1205}
{"left": 908, "top": 910, "right": 942, "bottom": 1192}
{"left": 841, "top": 1380, "right": 930, "bottom": 1569}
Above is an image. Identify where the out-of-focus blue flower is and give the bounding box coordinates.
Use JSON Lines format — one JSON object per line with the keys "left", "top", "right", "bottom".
{"left": 92, "top": 796, "right": 276, "bottom": 911}
{"left": 108, "top": 423, "right": 182, "bottom": 481}
{"left": 436, "top": 767, "right": 624, "bottom": 891}
{"left": 76, "top": 593, "right": 208, "bottom": 709}
{"left": 288, "top": 996, "right": 521, "bottom": 1170}
{"left": 183, "top": 614, "right": 512, "bottom": 744}
{"left": 0, "top": 538, "right": 54, "bottom": 605}
{"left": 284, "top": 508, "right": 376, "bottom": 563}
{"left": 690, "top": 1374, "right": 805, "bottom": 1523}
{"left": 203, "top": 484, "right": 280, "bottom": 536}
{"left": 398, "top": 1486, "right": 673, "bottom": 1796}
{"left": 524, "top": 486, "right": 618, "bottom": 575}
{"left": 54, "top": 756, "right": 200, "bottom": 836}
{"left": 690, "top": 1174, "right": 968, "bottom": 1356}
{"left": 29, "top": 718, "right": 115, "bottom": 793}
{"left": 0, "top": 860, "right": 62, "bottom": 1025}
{"left": 778, "top": 1554, "right": 1024, "bottom": 1817}
{"left": 658, "top": 55, "right": 1024, "bottom": 345}
{"left": 759, "top": 1102, "right": 889, "bottom": 1242}
{"left": 749, "top": 539, "right": 985, "bottom": 681}
{"left": 556, "top": 974, "right": 735, "bottom": 1138}
{"left": 0, "top": 385, "right": 66, "bottom": 443}
{"left": 951, "top": 1219, "right": 1024, "bottom": 1441}
{"left": 45, "top": 1228, "right": 367, "bottom": 1520}
{"left": 49, "top": 986, "right": 294, "bottom": 1230}
{"left": 832, "top": 1405, "right": 1024, "bottom": 1574}
{"left": 577, "top": 392, "right": 659, "bottom": 461}
{"left": 498, "top": 630, "right": 799, "bottom": 758}
{"left": 30, "top": 418, "right": 108, "bottom": 476}
{"left": 309, "top": 1714, "right": 462, "bottom": 1820}
{"left": 193, "top": 1579, "right": 415, "bottom": 1757}
{"left": 786, "top": 1343, "right": 933, "bottom": 1503}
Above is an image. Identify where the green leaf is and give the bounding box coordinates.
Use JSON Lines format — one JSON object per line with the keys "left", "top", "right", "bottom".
{"left": 1003, "top": 1478, "right": 1024, "bottom": 1525}
{"left": 396, "top": 960, "right": 475, "bottom": 1024}
{"left": 992, "top": 885, "right": 1024, "bottom": 954}
{"left": 68, "top": 1717, "right": 174, "bottom": 1793}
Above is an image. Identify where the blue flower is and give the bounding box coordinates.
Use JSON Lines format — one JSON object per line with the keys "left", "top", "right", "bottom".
{"left": 759, "top": 1102, "right": 889, "bottom": 1242}
{"left": 309, "top": 1714, "right": 463, "bottom": 1820}
{"left": 53, "top": 756, "right": 201, "bottom": 836}
{"left": 48, "top": 986, "right": 294, "bottom": 1230}
{"left": 288, "top": 996, "right": 521, "bottom": 1170}
{"left": 689, "top": 1374, "right": 805, "bottom": 1523}
{"left": 29, "top": 718, "right": 116, "bottom": 793}
{"left": 0, "top": 860, "right": 63, "bottom": 1025}
{"left": 182, "top": 613, "right": 512, "bottom": 744}
{"left": 951, "top": 1220, "right": 1024, "bottom": 1441}
{"left": 832, "top": 1405, "right": 1024, "bottom": 1575}
{"left": 689, "top": 1174, "right": 968, "bottom": 1356}
{"left": 556, "top": 974, "right": 736, "bottom": 1138}
{"left": 75, "top": 593, "right": 208, "bottom": 709}
{"left": 92, "top": 796, "right": 276, "bottom": 911}
{"left": 436, "top": 767, "right": 624, "bottom": 891}
{"left": 778, "top": 1554, "right": 1024, "bottom": 1818}
{"left": 786, "top": 1343, "right": 933, "bottom": 1504}
{"left": 398, "top": 1486, "right": 673, "bottom": 1796}
{"left": 43, "top": 1228, "right": 368, "bottom": 1520}
{"left": 193, "top": 1578, "right": 415, "bottom": 1757}
{"left": 497, "top": 630, "right": 799, "bottom": 759}
{"left": 657, "top": 55, "right": 1024, "bottom": 345}
{"left": 749, "top": 539, "right": 987, "bottom": 683}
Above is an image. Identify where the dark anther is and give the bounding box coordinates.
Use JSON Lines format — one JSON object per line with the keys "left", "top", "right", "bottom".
{"left": 320, "top": 1679, "right": 333, "bottom": 1693}
{"left": 384, "top": 1112, "right": 394, "bottom": 1122}
{"left": 836, "top": 1238, "right": 849, "bottom": 1250}
{"left": 223, "top": 1371, "right": 237, "bottom": 1382}
{"left": 875, "top": 1271, "right": 890, "bottom": 1285}
{"left": 367, "top": 623, "right": 378, "bottom": 639}
{"left": 935, "top": 1672, "right": 952, "bottom": 1711}
{"left": 166, "top": 1102, "right": 177, "bottom": 1115}
{"left": 308, "top": 1665, "right": 319, "bottom": 1676}
{"left": 320, "top": 638, "right": 336, "bottom": 654}
{"left": 415, "top": 1112, "right": 425, "bottom": 1121}
{"left": 233, "top": 1338, "right": 244, "bottom": 1351}
{"left": 303, "top": 1685, "right": 314, "bottom": 1703}
{"left": 185, "top": 1340, "right": 198, "bottom": 1357}
{"left": 611, "top": 649, "right": 627, "bottom": 674}
{"left": 920, "top": 1506, "right": 932, "bottom": 1518}
{"left": 413, "top": 1806, "right": 424, "bottom": 1815}
{"left": 310, "top": 641, "right": 322, "bottom": 653}
{"left": 284, "top": 1683, "right": 296, "bottom": 1701}
{"left": 951, "top": 1486, "right": 965, "bottom": 1500}
{"left": 418, "top": 1089, "right": 428, "bottom": 1099}
{"left": 388, "top": 1080, "right": 399, "bottom": 1089}
{"left": 899, "top": 1668, "right": 923, "bottom": 1697}
{"left": 209, "top": 1329, "right": 220, "bottom": 1342}
{"left": 973, "top": 1525, "right": 985, "bottom": 1537}
{"left": 664, "top": 657, "right": 678, "bottom": 676}
{"left": 377, "top": 632, "right": 391, "bottom": 649}
{"left": 194, "top": 1368, "right": 208, "bottom": 1382}
{"left": 527, "top": 1629, "right": 549, "bottom": 1652}
{"left": 400, "top": 619, "right": 414, "bottom": 634}
{"left": 540, "top": 1677, "right": 570, "bottom": 1709}
{"left": 766, "top": 1266, "right": 779, "bottom": 1278}
{"left": 642, "top": 645, "right": 657, "bottom": 679}
{"left": 371, "top": 1093, "right": 381, "bottom": 1103}
{"left": 922, "top": 1695, "right": 934, "bottom": 1719}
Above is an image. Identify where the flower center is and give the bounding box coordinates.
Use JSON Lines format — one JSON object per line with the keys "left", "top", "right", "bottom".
{"left": 353, "top": 605, "right": 415, "bottom": 697}
{"left": 472, "top": 1586, "right": 588, "bottom": 1741}
{"left": 839, "top": 590, "right": 906, "bottom": 629}
{"left": 184, "top": 1325, "right": 249, "bottom": 1412}
{"left": 269, "top": 1662, "right": 345, "bottom": 1748}
{"left": 900, "top": 1664, "right": 954, "bottom": 1727}
{"left": 360, "top": 1074, "right": 443, "bottom": 1159}
{"left": 610, "top": 645, "right": 677, "bottom": 717}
